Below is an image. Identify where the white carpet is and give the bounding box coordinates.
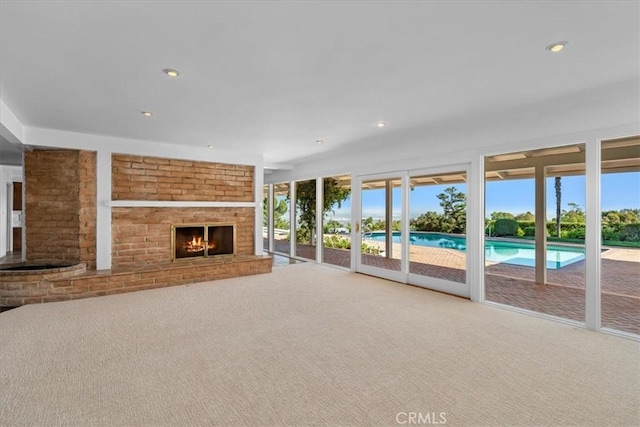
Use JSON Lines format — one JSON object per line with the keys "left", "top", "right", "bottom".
{"left": 1, "top": 263, "right": 638, "bottom": 426}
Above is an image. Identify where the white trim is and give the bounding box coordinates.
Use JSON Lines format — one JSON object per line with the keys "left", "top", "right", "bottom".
{"left": 408, "top": 274, "right": 470, "bottom": 298}
{"left": 0, "top": 100, "right": 26, "bottom": 144}
{"left": 289, "top": 180, "right": 296, "bottom": 257}
{"left": 600, "top": 327, "right": 640, "bottom": 342}
{"left": 401, "top": 173, "right": 410, "bottom": 276}
{"left": 468, "top": 155, "right": 484, "bottom": 302}
{"left": 253, "top": 160, "right": 264, "bottom": 256}
{"left": 96, "top": 151, "right": 112, "bottom": 270}
{"left": 483, "top": 301, "right": 586, "bottom": 329}
{"left": 350, "top": 175, "right": 358, "bottom": 272}
{"left": 357, "top": 265, "right": 407, "bottom": 284}
{"left": 316, "top": 177, "right": 323, "bottom": 263}
{"left": 584, "top": 138, "right": 602, "bottom": 331}
{"left": 267, "top": 184, "right": 274, "bottom": 253}
{"left": 106, "top": 200, "right": 256, "bottom": 208}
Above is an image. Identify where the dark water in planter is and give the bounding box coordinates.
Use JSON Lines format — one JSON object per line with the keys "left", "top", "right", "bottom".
{"left": 0, "top": 265, "right": 74, "bottom": 271}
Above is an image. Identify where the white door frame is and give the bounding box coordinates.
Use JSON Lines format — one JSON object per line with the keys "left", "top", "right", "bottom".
{"left": 406, "top": 164, "right": 471, "bottom": 298}
{"left": 354, "top": 171, "right": 409, "bottom": 284}
{"left": 353, "top": 165, "right": 471, "bottom": 298}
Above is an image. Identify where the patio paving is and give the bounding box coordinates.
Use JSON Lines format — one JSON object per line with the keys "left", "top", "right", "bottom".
{"left": 269, "top": 238, "right": 639, "bottom": 336}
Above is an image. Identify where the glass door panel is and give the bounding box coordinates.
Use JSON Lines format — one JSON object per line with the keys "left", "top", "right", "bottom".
{"left": 294, "top": 179, "right": 316, "bottom": 261}
{"left": 358, "top": 176, "right": 403, "bottom": 278}
{"left": 322, "top": 175, "right": 352, "bottom": 268}
{"left": 272, "top": 182, "right": 291, "bottom": 256}
{"left": 484, "top": 144, "right": 586, "bottom": 323}
{"left": 601, "top": 136, "right": 640, "bottom": 335}
{"left": 262, "top": 185, "right": 270, "bottom": 253}
{"left": 408, "top": 171, "right": 467, "bottom": 289}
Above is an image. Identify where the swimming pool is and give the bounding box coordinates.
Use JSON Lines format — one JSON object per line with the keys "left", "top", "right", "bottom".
{"left": 363, "top": 232, "right": 585, "bottom": 269}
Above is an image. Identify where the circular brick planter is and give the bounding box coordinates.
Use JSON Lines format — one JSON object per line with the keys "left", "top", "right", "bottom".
{"left": 0, "top": 262, "right": 86, "bottom": 308}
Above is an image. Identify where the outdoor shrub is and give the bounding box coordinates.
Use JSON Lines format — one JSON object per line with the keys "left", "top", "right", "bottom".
{"left": 546, "top": 221, "right": 584, "bottom": 236}
{"left": 323, "top": 235, "right": 350, "bottom": 249}
{"left": 563, "top": 227, "right": 585, "bottom": 240}
{"left": 516, "top": 228, "right": 525, "bottom": 237}
{"left": 361, "top": 243, "right": 380, "bottom": 255}
{"left": 296, "top": 227, "right": 311, "bottom": 244}
{"left": 601, "top": 227, "right": 619, "bottom": 242}
{"left": 494, "top": 219, "right": 519, "bottom": 237}
{"left": 524, "top": 226, "right": 536, "bottom": 237}
{"left": 518, "top": 221, "right": 536, "bottom": 230}
{"left": 618, "top": 223, "right": 640, "bottom": 242}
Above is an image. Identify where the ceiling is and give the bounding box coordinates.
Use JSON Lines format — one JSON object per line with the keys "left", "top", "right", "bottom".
{"left": 1, "top": 1, "right": 638, "bottom": 167}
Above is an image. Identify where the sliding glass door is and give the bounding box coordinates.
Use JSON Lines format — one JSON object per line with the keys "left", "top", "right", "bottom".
{"left": 408, "top": 170, "right": 468, "bottom": 296}
{"left": 484, "top": 144, "right": 586, "bottom": 323}
{"left": 355, "top": 169, "right": 470, "bottom": 296}
{"left": 600, "top": 136, "right": 639, "bottom": 335}
{"left": 356, "top": 173, "right": 405, "bottom": 282}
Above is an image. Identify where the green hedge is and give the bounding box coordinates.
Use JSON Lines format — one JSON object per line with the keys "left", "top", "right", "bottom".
{"left": 494, "top": 219, "right": 519, "bottom": 237}
{"left": 515, "top": 221, "right": 640, "bottom": 242}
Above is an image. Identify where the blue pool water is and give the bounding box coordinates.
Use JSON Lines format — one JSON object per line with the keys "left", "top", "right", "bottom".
{"left": 364, "top": 232, "right": 585, "bottom": 269}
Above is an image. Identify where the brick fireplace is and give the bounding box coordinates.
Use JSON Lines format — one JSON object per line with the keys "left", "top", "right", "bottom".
{"left": 0, "top": 150, "right": 270, "bottom": 308}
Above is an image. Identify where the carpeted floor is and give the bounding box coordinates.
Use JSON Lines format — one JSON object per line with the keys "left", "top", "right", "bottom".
{"left": 1, "top": 263, "right": 638, "bottom": 426}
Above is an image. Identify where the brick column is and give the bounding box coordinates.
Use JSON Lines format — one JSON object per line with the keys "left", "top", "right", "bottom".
{"left": 24, "top": 150, "right": 97, "bottom": 269}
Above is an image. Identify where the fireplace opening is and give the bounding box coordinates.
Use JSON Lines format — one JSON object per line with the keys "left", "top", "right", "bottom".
{"left": 172, "top": 223, "right": 236, "bottom": 261}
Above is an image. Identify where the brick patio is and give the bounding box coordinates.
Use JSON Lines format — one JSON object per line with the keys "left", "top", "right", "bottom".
{"left": 270, "top": 238, "right": 639, "bottom": 335}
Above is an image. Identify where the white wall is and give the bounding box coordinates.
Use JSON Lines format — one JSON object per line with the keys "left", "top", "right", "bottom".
{"left": 266, "top": 78, "right": 639, "bottom": 184}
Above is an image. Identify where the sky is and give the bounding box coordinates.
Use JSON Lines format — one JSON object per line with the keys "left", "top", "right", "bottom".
{"left": 316, "top": 171, "right": 640, "bottom": 223}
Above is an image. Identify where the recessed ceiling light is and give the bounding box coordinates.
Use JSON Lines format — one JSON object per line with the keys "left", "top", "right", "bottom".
{"left": 546, "top": 41, "right": 567, "bottom": 52}
{"left": 163, "top": 68, "right": 180, "bottom": 77}
{"left": 377, "top": 122, "right": 387, "bottom": 128}
{"left": 141, "top": 111, "right": 153, "bottom": 117}
{"left": 316, "top": 140, "right": 324, "bottom": 144}
{"left": 207, "top": 145, "right": 215, "bottom": 149}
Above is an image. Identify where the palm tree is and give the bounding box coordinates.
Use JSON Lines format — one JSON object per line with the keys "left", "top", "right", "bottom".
{"left": 555, "top": 177, "right": 562, "bottom": 237}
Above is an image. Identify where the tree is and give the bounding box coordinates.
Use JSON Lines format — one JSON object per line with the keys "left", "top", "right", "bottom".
{"left": 555, "top": 177, "right": 561, "bottom": 237}
{"left": 274, "top": 198, "right": 289, "bottom": 230}
{"left": 561, "top": 202, "right": 585, "bottom": 223}
{"left": 491, "top": 212, "right": 515, "bottom": 220}
{"left": 263, "top": 197, "right": 268, "bottom": 227}
{"left": 437, "top": 187, "right": 466, "bottom": 233}
{"left": 618, "top": 208, "right": 640, "bottom": 223}
{"left": 411, "top": 211, "right": 442, "bottom": 231}
{"left": 515, "top": 211, "right": 535, "bottom": 221}
{"left": 294, "top": 178, "right": 351, "bottom": 244}
{"left": 323, "top": 219, "right": 344, "bottom": 234}
{"left": 264, "top": 196, "right": 289, "bottom": 230}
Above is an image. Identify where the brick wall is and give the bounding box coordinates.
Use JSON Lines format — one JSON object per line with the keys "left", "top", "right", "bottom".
{"left": 111, "top": 207, "right": 254, "bottom": 269}
{"left": 112, "top": 154, "right": 254, "bottom": 202}
{"left": 24, "top": 150, "right": 97, "bottom": 269}
{"left": 111, "top": 154, "right": 256, "bottom": 270}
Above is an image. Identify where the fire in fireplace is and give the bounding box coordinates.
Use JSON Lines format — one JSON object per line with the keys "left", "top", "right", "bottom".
{"left": 172, "top": 223, "right": 236, "bottom": 261}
